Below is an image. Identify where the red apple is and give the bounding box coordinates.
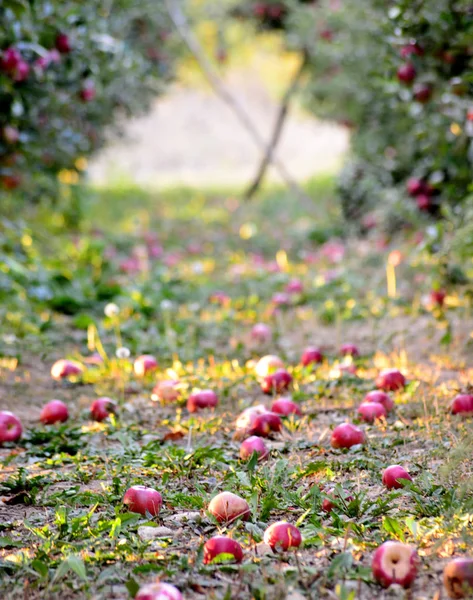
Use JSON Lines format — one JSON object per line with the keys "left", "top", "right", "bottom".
{"left": 90, "top": 397, "right": 117, "bottom": 422}
{"left": 235, "top": 405, "right": 269, "bottom": 432}
{"left": 13, "top": 60, "right": 29, "bottom": 82}
{"left": 406, "top": 177, "right": 424, "bottom": 196}
{"left": 382, "top": 465, "right": 412, "bottom": 490}
{"left": 400, "top": 43, "right": 423, "bottom": 58}
{"left": 443, "top": 557, "right": 473, "bottom": 599}
{"left": 0, "top": 411, "right": 23, "bottom": 444}
{"left": 208, "top": 491, "right": 250, "bottom": 524}
{"left": 271, "top": 397, "right": 302, "bottom": 416}
{"left": 358, "top": 402, "right": 387, "bottom": 423}
{"left": 134, "top": 354, "right": 158, "bottom": 377}
{"left": 1, "top": 47, "right": 21, "bottom": 73}
{"left": 340, "top": 343, "right": 359, "bottom": 357}
{"left": 250, "top": 323, "right": 272, "bottom": 344}
{"left": 416, "top": 194, "right": 431, "bottom": 211}
{"left": 451, "top": 394, "right": 473, "bottom": 416}
{"left": 123, "top": 485, "right": 162, "bottom": 516}
{"left": 397, "top": 63, "right": 416, "bottom": 84}
{"left": 55, "top": 33, "right": 72, "bottom": 53}
{"left": 261, "top": 369, "right": 292, "bottom": 394}
{"left": 254, "top": 355, "right": 284, "bottom": 378}
{"left": 135, "top": 582, "right": 183, "bottom": 600}
{"left": 376, "top": 369, "right": 406, "bottom": 391}
{"left": 301, "top": 347, "right": 324, "bottom": 366}
{"left": 187, "top": 389, "right": 218, "bottom": 413}
{"left": 239, "top": 436, "right": 269, "bottom": 461}
{"left": 364, "top": 391, "right": 394, "bottom": 413}
{"left": 372, "top": 541, "right": 419, "bottom": 588}
{"left": 321, "top": 488, "right": 354, "bottom": 513}
{"left": 40, "top": 400, "right": 69, "bottom": 425}
{"left": 331, "top": 423, "right": 365, "bottom": 449}
{"left": 285, "top": 279, "right": 303, "bottom": 294}
{"left": 430, "top": 289, "right": 446, "bottom": 307}
{"left": 50, "top": 359, "right": 83, "bottom": 380}
{"left": 80, "top": 81, "right": 96, "bottom": 102}
{"left": 203, "top": 536, "right": 243, "bottom": 564}
{"left": 263, "top": 522, "right": 302, "bottom": 552}
{"left": 151, "top": 380, "right": 180, "bottom": 403}
{"left": 248, "top": 412, "right": 283, "bottom": 437}
{"left": 413, "top": 83, "right": 433, "bottom": 103}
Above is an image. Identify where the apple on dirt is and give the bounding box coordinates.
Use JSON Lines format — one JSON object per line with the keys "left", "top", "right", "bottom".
{"left": 321, "top": 487, "right": 354, "bottom": 513}
{"left": 358, "top": 402, "right": 387, "bottom": 423}
{"left": 254, "top": 355, "right": 285, "bottom": 379}
{"left": 340, "top": 343, "right": 360, "bottom": 357}
{"left": 261, "top": 369, "right": 292, "bottom": 394}
{"left": 208, "top": 491, "right": 250, "bottom": 524}
{"left": 203, "top": 535, "right": 244, "bottom": 565}
{"left": 364, "top": 390, "right": 394, "bottom": 413}
{"left": 235, "top": 404, "right": 269, "bottom": 431}
{"left": 134, "top": 354, "right": 158, "bottom": 377}
{"left": 300, "top": 346, "right": 324, "bottom": 366}
{"left": 376, "top": 369, "right": 406, "bottom": 391}
{"left": 239, "top": 436, "right": 269, "bottom": 461}
{"left": 372, "top": 541, "right": 419, "bottom": 588}
{"left": 443, "top": 557, "right": 473, "bottom": 599}
{"left": 90, "top": 397, "right": 117, "bottom": 422}
{"left": 187, "top": 389, "right": 218, "bottom": 413}
{"left": 450, "top": 394, "right": 473, "bottom": 416}
{"left": 271, "top": 397, "right": 302, "bottom": 416}
{"left": 382, "top": 465, "right": 413, "bottom": 490}
{"left": 135, "top": 582, "right": 183, "bottom": 600}
{"left": 50, "top": 359, "right": 84, "bottom": 380}
{"left": 0, "top": 411, "right": 23, "bottom": 444}
{"left": 248, "top": 411, "right": 283, "bottom": 437}
{"left": 123, "top": 485, "right": 162, "bottom": 516}
{"left": 250, "top": 323, "right": 272, "bottom": 344}
{"left": 40, "top": 400, "right": 69, "bottom": 425}
{"left": 263, "top": 522, "right": 302, "bottom": 552}
{"left": 331, "top": 423, "right": 365, "bottom": 449}
{"left": 151, "top": 380, "right": 181, "bottom": 403}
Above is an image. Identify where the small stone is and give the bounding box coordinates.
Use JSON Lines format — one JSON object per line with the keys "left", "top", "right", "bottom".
{"left": 137, "top": 526, "right": 173, "bottom": 541}
{"left": 255, "top": 542, "right": 273, "bottom": 555}
{"left": 165, "top": 511, "right": 201, "bottom": 525}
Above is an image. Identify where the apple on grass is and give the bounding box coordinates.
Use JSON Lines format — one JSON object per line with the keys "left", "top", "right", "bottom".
{"left": 382, "top": 465, "right": 412, "bottom": 490}
{"left": 261, "top": 369, "right": 292, "bottom": 394}
{"left": 0, "top": 411, "right": 22, "bottom": 444}
{"left": 372, "top": 541, "right": 419, "bottom": 588}
{"left": 376, "top": 369, "right": 406, "bottom": 391}
{"left": 203, "top": 536, "right": 243, "bottom": 564}
{"left": 254, "top": 355, "right": 284, "bottom": 379}
{"left": 208, "top": 491, "right": 250, "bottom": 524}
{"left": 340, "top": 343, "right": 359, "bottom": 357}
{"left": 240, "top": 436, "right": 269, "bottom": 461}
{"left": 51, "top": 359, "right": 83, "bottom": 380}
{"left": 443, "top": 557, "right": 473, "bottom": 599}
{"left": 123, "top": 485, "right": 162, "bottom": 516}
{"left": 301, "top": 347, "right": 323, "bottom": 366}
{"left": 187, "top": 389, "right": 218, "bottom": 413}
{"left": 248, "top": 412, "right": 283, "bottom": 437}
{"left": 321, "top": 487, "right": 354, "bottom": 513}
{"left": 90, "top": 398, "right": 117, "bottom": 422}
{"left": 364, "top": 390, "right": 394, "bottom": 413}
{"left": 271, "top": 397, "right": 302, "bottom": 416}
{"left": 263, "top": 522, "right": 302, "bottom": 552}
{"left": 135, "top": 582, "right": 183, "bottom": 600}
{"left": 358, "top": 402, "right": 387, "bottom": 423}
{"left": 331, "top": 423, "right": 365, "bottom": 449}
{"left": 40, "top": 400, "right": 69, "bottom": 425}
{"left": 134, "top": 354, "right": 158, "bottom": 377}
{"left": 451, "top": 394, "right": 473, "bottom": 416}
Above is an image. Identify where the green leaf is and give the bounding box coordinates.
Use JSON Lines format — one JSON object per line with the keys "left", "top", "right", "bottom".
{"left": 382, "top": 516, "right": 405, "bottom": 541}
{"left": 125, "top": 578, "right": 140, "bottom": 598}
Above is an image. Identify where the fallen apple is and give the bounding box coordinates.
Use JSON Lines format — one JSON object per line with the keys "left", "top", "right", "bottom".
{"left": 443, "top": 557, "right": 473, "bottom": 599}
{"left": 250, "top": 323, "right": 272, "bottom": 344}
{"left": 123, "top": 485, "right": 162, "bottom": 516}
{"left": 134, "top": 355, "right": 158, "bottom": 377}
{"left": 187, "top": 389, "right": 218, "bottom": 413}
{"left": 90, "top": 397, "right": 117, "bottom": 422}
{"left": 261, "top": 369, "right": 292, "bottom": 394}
{"left": 235, "top": 404, "right": 269, "bottom": 432}
{"left": 151, "top": 380, "right": 181, "bottom": 403}
{"left": 372, "top": 541, "right": 419, "bottom": 588}
{"left": 254, "top": 355, "right": 284, "bottom": 379}
{"left": 40, "top": 400, "right": 69, "bottom": 425}
{"left": 0, "top": 411, "right": 22, "bottom": 444}
{"left": 382, "top": 465, "right": 412, "bottom": 490}
{"left": 376, "top": 369, "right": 406, "bottom": 391}
{"left": 239, "top": 436, "right": 269, "bottom": 461}
{"left": 358, "top": 402, "right": 387, "bottom": 423}
{"left": 135, "top": 582, "right": 183, "bottom": 600}
{"left": 51, "top": 359, "right": 83, "bottom": 380}
{"left": 208, "top": 491, "right": 250, "bottom": 524}
{"left": 263, "top": 522, "right": 302, "bottom": 552}
{"left": 331, "top": 423, "right": 365, "bottom": 449}
{"left": 203, "top": 535, "right": 244, "bottom": 564}
{"left": 340, "top": 343, "right": 359, "bottom": 357}
{"left": 301, "top": 347, "right": 324, "bottom": 366}
{"left": 364, "top": 390, "right": 394, "bottom": 413}
{"left": 451, "top": 394, "right": 473, "bottom": 416}
{"left": 321, "top": 487, "right": 354, "bottom": 513}
{"left": 271, "top": 397, "right": 302, "bottom": 416}
{"left": 248, "top": 412, "right": 283, "bottom": 437}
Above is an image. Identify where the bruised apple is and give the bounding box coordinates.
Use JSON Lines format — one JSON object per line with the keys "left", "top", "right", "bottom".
{"left": 208, "top": 491, "right": 250, "bottom": 524}
{"left": 372, "top": 541, "right": 419, "bottom": 588}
